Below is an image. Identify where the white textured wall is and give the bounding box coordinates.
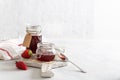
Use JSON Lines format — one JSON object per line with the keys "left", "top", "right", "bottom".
{"left": 95, "top": 0, "right": 120, "bottom": 40}
{"left": 0, "top": 0, "right": 94, "bottom": 40}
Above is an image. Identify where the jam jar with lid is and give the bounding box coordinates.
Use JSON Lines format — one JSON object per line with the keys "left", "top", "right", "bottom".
{"left": 36, "top": 42, "right": 55, "bottom": 62}
{"left": 23, "top": 25, "right": 42, "bottom": 53}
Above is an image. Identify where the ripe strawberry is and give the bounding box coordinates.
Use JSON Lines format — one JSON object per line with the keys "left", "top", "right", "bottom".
{"left": 21, "top": 49, "right": 32, "bottom": 58}
{"left": 16, "top": 61, "right": 27, "bottom": 70}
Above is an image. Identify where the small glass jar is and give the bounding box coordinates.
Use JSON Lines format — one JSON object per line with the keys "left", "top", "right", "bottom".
{"left": 26, "top": 25, "right": 42, "bottom": 53}
{"left": 36, "top": 42, "right": 55, "bottom": 62}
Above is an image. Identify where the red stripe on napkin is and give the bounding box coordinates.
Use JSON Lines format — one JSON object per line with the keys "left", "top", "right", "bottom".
{"left": 0, "top": 48, "right": 13, "bottom": 59}
{"left": 18, "top": 44, "right": 23, "bottom": 46}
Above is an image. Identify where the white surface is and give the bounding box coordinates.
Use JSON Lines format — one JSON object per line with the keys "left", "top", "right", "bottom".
{"left": 0, "top": 39, "right": 120, "bottom": 80}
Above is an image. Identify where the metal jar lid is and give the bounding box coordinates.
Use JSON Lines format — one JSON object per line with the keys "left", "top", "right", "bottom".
{"left": 26, "top": 25, "right": 41, "bottom": 34}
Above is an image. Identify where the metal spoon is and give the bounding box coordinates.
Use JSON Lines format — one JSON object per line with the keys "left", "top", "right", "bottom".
{"left": 58, "top": 53, "right": 86, "bottom": 73}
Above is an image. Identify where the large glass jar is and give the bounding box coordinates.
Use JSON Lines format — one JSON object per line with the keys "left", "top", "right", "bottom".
{"left": 25, "top": 25, "right": 42, "bottom": 53}
{"left": 36, "top": 42, "right": 55, "bottom": 62}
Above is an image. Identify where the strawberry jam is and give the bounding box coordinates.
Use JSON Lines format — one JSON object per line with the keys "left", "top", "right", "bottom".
{"left": 36, "top": 42, "right": 55, "bottom": 62}
{"left": 37, "top": 52, "right": 55, "bottom": 62}
{"left": 28, "top": 36, "right": 42, "bottom": 53}
{"left": 25, "top": 25, "right": 42, "bottom": 53}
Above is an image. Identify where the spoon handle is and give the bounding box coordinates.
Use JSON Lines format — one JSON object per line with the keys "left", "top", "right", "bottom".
{"left": 68, "top": 60, "right": 86, "bottom": 73}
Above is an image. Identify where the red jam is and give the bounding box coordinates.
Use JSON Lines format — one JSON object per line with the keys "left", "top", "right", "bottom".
{"left": 37, "top": 52, "right": 55, "bottom": 62}
{"left": 28, "top": 35, "right": 42, "bottom": 53}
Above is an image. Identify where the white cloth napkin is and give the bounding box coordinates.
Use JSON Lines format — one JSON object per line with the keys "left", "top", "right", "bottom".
{"left": 0, "top": 39, "right": 25, "bottom": 60}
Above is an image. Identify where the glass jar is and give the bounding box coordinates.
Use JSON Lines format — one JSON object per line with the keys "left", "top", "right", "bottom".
{"left": 26, "top": 25, "right": 42, "bottom": 53}
{"left": 36, "top": 42, "right": 55, "bottom": 62}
